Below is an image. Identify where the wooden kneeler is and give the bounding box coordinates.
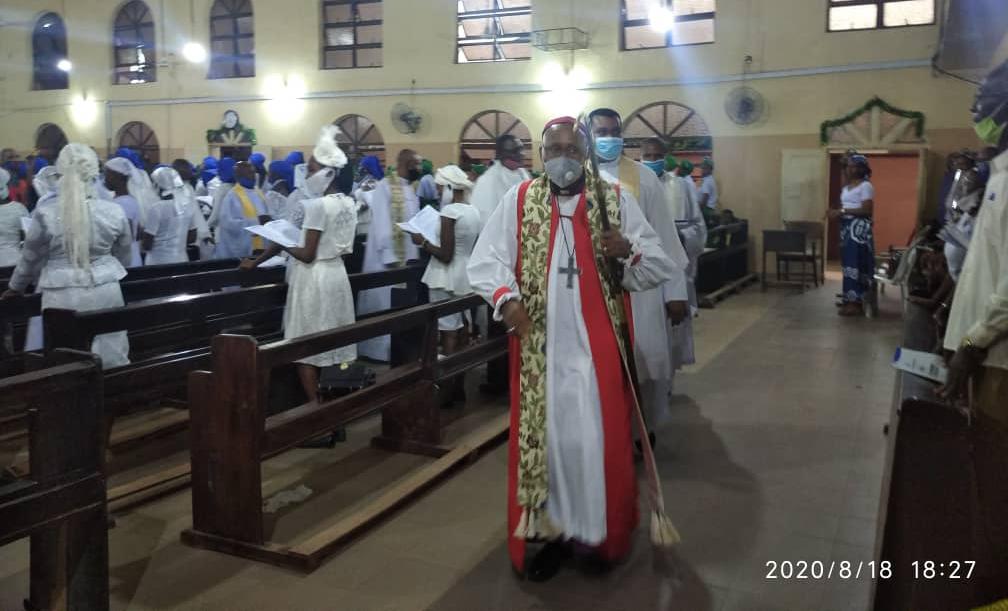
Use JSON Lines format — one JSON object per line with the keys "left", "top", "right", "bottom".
{"left": 181, "top": 297, "right": 509, "bottom": 571}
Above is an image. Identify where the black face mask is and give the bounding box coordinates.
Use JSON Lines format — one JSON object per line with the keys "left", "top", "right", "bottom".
{"left": 407, "top": 168, "right": 422, "bottom": 182}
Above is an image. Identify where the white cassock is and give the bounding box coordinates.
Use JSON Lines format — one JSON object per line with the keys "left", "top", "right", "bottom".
{"left": 663, "top": 172, "right": 707, "bottom": 369}
{"left": 599, "top": 159, "right": 689, "bottom": 425}
{"left": 356, "top": 176, "right": 420, "bottom": 362}
{"left": 470, "top": 160, "right": 531, "bottom": 227}
{"left": 180, "top": 183, "right": 214, "bottom": 260}
{"left": 468, "top": 183, "right": 674, "bottom": 543}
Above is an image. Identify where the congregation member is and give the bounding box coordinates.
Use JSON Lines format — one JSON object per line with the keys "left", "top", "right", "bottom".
{"left": 207, "top": 157, "right": 236, "bottom": 229}
{"left": 416, "top": 159, "right": 440, "bottom": 209}
{"left": 413, "top": 164, "right": 480, "bottom": 400}
{"left": 0, "top": 167, "right": 29, "bottom": 266}
{"left": 641, "top": 139, "right": 707, "bottom": 373}
{"left": 214, "top": 160, "right": 269, "bottom": 259}
{"left": 249, "top": 152, "right": 268, "bottom": 189}
{"left": 241, "top": 125, "right": 358, "bottom": 401}
{"left": 934, "top": 61, "right": 1008, "bottom": 575}
{"left": 173, "top": 159, "right": 214, "bottom": 259}
{"left": 32, "top": 166, "right": 60, "bottom": 208}
{"left": 143, "top": 167, "right": 199, "bottom": 265}
{"left": 103, "top": 157, "right": 146, "bottom": 267}
{"left": 357, "top": 149, "right": 422, "bottom": 362}
{"left": 265, "top": 160, "right": 294, "bottom": 220}
{"left": 589, "top": 108, "right": 690, "bottom": 441}
{"left": 195, "top": 156, "right": 218, "bottom": 197}
{"left": 3, "top": 144, "right": 134, "bottom": 367}
{"left": 354, "top": 155, "right": 383, "bottom": 236}
{"left": 285, "top": 151, "right": 309, "bottom": 228}
{"left": 468, "top": 116, "right": 679, "bottom": 582}
{"left": 676, "top": 159, "right": 700, "bottom": 206}
{"left": 697, "top": 156, "right": 718, "bottom": 213}
{"left": 828, "top": 154, "right": 876, "bottom": 316}
{"left": 471, "top": 135, "right": 530, "bottom": 226}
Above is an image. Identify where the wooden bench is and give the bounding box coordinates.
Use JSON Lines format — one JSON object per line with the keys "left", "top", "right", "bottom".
{"left": 0, "top": 257, "right": 239, "bottom": 287}
{"left": 697, "top": 221, "right": 758, "bottom": 308}
{"left": 1, "top": 264, "right": 282, "bottom": 361}
{"left": 181, "top": 295, "right": 509, "bottom": 571}
{"left": 0, "top": 350, "right": 108, "bottom": 611}
{"left": 4, "top": 266, "right": 425, "bottom": 510}
{"left": 872, "top": 302, "right": 1008, "bottom": 609}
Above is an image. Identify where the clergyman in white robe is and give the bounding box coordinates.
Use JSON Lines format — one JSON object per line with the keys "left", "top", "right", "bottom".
{"left": 662, "top": 170, "right": 707, "bottom": 369}
{"left": 470, "top": 159, "right": 531, "bottom": 227}
{"left": 599, "top": 157, "right": 690, "bottom": 426}
{"left": 356, "top": 174, "right": 420, "bottom": 362}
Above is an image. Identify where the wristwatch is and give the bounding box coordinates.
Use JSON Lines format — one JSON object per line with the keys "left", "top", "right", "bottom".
{"left": 960, "top": 336, "right": 980, "bottom": 351}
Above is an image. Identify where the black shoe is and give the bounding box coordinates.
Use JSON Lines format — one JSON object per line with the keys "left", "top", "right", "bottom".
{"left": 527, "top": 541, "right": 571, "bottom": 582}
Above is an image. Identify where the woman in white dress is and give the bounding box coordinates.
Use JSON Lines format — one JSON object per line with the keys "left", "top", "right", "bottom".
{"left": 103, "top": 157, "right": 145, "bottom": 267}
{"left": 0, "top": 167, "right": 30, "bottom": 266}
{"left": 2, "top": 143, "right": 134, "bottom": 368}
{"left": 241, "top": 125, "right": 358, "bottom": 401}
{"left": 411, "top": 165, "right": 480, "bottom": 357}
{"left": 143, "top": 167, "right": 197, "bottom": 265}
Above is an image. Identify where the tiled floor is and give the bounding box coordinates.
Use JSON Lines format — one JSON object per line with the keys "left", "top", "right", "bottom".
{"left": 0, "top": 276, "right": 904, "bottom": 610}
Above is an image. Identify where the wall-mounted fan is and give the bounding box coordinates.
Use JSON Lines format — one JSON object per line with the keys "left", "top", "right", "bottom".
{"left": 390, "top": 102, "right": 425, "bottom": 135}
{"left": 724, "top": 86, "right": 767, "bottom": 126}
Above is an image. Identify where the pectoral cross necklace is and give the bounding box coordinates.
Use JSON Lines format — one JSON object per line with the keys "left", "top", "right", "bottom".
{"left": 556, "top": 201, "right": 581, "bottom": 290}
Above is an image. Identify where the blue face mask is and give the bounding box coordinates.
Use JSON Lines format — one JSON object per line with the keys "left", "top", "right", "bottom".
{"left": 595, "top": 137, "right": 624, "bottom": 162}
{"left": 237, "top": 176, "right": 257, "bottom": 189}
{"left": 643, "top": 159, "right": 665, "bottom": 176}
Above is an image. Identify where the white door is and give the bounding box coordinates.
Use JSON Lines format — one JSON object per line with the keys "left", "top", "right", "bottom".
{"left": 780, "top": 149, "right": 828, "bottom": 222}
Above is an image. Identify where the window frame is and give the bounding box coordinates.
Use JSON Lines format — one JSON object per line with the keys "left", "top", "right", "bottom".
{"left": 320, "top": 0, "right": 383, "bottom": 70}
{"left": 455, "top": 1, "right": 533, "bottom": 64}
{"left": 620, "top": 0, "right": 716, "bottom": 52}
{"left": 116, "top": 121, "right": 161, "bottom": 166}
{"left": 459, "top": 109, "right": 533, "bottom": 168}
{"left": 208, "top": 0, "right": 255, "bottom": 80}
{"left": 826, "top": 0, "right": 936, "bottom": 33}
{"left": 333, "top": 114, "right": 386, "bottom": 163}
{"left": 112, "top": 0, "right": 157, "bottom": 85}
{"left": 32, "top": 12, "right": 70, "bottom": 91}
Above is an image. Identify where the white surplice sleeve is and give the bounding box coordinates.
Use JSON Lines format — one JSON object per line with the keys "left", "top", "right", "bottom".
{"left": 467, "top": 183, "right": 521, "bottom": 321}
{"left": 677, "top": 177, "right": 708, "bottom": 261}
{"left": 635, "top": 168, "right": 689, "bottom": 303}
{"left": 617, "top": 190, "right": 676, "bottom": 294}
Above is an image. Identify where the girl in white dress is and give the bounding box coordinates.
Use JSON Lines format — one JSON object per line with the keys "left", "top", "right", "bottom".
{"left": 103, "top": 157, "right": 146, "bottom": 267}
{"left": 0, "top": 167, "right": 30, "bottom": 266}
{"left": 3, "top": 144, "right": 134, "bottom": 368}
{"left": 143, "top": 167, "right": 198, "bottom": 265}
{"left": 242, "top": 125, "right": 358, "bottom": 401}
{"left": 411, "top": 165, "right": 481, "bottom": 357}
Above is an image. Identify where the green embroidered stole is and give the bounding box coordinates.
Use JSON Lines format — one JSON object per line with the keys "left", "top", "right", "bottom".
{"left": 389, "top": 179, "right": 406, "bottom": 264}
{"left": 513, "top": 173, "right": 633, "bottom": 538}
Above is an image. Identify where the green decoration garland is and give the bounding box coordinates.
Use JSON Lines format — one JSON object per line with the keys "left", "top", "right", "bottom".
{"left": 819, "top": 96, "right": 925, "bottom": 145}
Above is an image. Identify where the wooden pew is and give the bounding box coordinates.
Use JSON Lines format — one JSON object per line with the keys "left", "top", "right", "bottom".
{"left": 5, "top": 266, "right": 424, "bottom": 509}
{"left": 696, "top": 221, "right": 758, "bottom": 308}
{"left": 0, "top": 258, "right": 239, "bottom": 288}
{"left": 0, "top": 351, "right": 108, "bottom": 611}
{"left": 0, "top": 264, "right": 282, "bottom": 361}
{"left": 181, "top": 295, "right": 509, "bottom": 571}
{"left": 873, "top": 302, "right": 1008, "bottom": 609}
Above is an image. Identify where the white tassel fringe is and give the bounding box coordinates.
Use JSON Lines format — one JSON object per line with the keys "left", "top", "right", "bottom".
{"left": 650, "top": 510, "right": 681, "bottom": 547}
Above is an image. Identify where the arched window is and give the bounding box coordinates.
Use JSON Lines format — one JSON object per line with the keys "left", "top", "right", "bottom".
{"left": 459, "top": 110, "right": 532, "bottom": 167}
{"left": 117, "top": 121, "right": 160, "bottom": 166}
{"left": 334, "top": 114, "right": 385, "bottom": 164}
{"left": 113, "top": 0, "right": 156, "bottom": 84}
{"left": 32, "top": 12, "right": 69, "bottom": 91}
{"left": 35, "top": 124, "right": 68, "bottom": 161}
{"left": 622, "top": 101, "right": 712, "bottom": 161}
{"left": 209, "top": 0, "right": 255, "bottom": 79}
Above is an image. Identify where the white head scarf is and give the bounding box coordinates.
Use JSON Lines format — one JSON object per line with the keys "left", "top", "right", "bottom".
{"left": 33, "top": 166, "right": 61, "bottom": 201}
{"left": 313, "top": 125, "right": 348, "bottom": 169}
{"left": 435, "top": 164, "right": 475, "bottom": 192}
{"left": 55, "top": 144, "right": 99, "bottom": 271}
{"left": 105, "top": 157, "right": 158, "bottom": 226}
{"left": 151, "top": 166, "right": 187, "bottom": 214}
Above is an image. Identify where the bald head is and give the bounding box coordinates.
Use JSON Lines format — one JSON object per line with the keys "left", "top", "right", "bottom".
{"left": 396, "top": 149, "right": 420, "bottom": 181}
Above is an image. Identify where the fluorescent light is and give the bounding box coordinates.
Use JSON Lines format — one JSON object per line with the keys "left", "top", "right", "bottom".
{"left": 56, "top": 59, "right": 72, "bottom": 72}
{"left": 182, "top": 42, "right": 206, "bottom": 63}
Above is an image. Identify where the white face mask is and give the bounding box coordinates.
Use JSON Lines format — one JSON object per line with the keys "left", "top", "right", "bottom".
{"left": 544, "top": 156, "right": 583, "bottom": 188}
{"left": 304, "top": 167, "right": 335, "bottom": 197}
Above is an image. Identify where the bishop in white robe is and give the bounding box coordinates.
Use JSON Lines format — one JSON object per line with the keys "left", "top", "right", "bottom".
{"left": 356, "top": 149, "right": 422, "bottom": 362}
{"left": 468, "top": 117, "right": 677, "bottom": 581}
